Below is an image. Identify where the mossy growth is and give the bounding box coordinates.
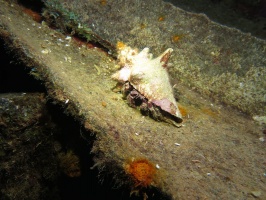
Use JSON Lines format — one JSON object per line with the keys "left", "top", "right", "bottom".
{"left": 42, "top": 0, "right": 114, "bottom": 52}
{"left": 42, "top": 0, "right": 92, "bottom": 40}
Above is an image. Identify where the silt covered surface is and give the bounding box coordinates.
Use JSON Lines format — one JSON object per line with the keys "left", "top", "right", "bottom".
{"left": 43, "top": 0, "right": 266, "bottom": 116}
{"left": 0, "top": 1, "right": 265, "bottom": 199}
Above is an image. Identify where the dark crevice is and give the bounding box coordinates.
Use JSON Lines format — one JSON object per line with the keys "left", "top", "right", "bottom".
{"left": 0, "top": 38, "right": 46, "bottom": 93}
{"left": 17, "top": 0, "right": 44, "bottom": 13}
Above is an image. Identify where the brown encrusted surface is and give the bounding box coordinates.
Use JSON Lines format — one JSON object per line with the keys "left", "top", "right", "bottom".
{"left": 165, "top": 0, "right": 266, "bottom": 40}
{"left": 0, "top": 93, "right": 60, "bottom": 199}
{"left": 44, "top": 0, "right": 266, "bottom": 116}
{"left": 0, "top": 1, "right": 265, "bottom": 199}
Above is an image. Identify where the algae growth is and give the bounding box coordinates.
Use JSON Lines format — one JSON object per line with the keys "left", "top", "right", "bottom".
{"left": 0, "top": 0, "right": 265, "bottom": 199}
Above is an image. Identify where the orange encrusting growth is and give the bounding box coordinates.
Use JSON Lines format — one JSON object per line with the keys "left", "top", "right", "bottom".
{"left": 171, "top": 34, "right": 186, "bottom": 43}
{"left": 172, "top": 35, "right": 181, "bottom": 43}
{"left": 23, "top": 8, "right": 42, "bottom": 23}
{"left": 100, "top": 0, "right": 107, "bottom": 6}
{"left": 125, "top": 158, "right": 156, "bottom": 188}
{"left": 178, "top": 104, "right": 187, "bottom": 117}
{"left": 116, "top": 41, "right": 126, "bottom": 50}
{"left": 201, "top": 108, "right": 218, "bottom": 118}
{"left": 140, "top": 23, "right": 146, "bottom": 29}
{"left": 158, "top": 16, "right": 165, "bottom": 21}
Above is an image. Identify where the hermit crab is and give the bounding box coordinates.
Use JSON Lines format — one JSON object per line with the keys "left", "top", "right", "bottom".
{"left": 112, "top": 43, "right": 183, "bottom": 127}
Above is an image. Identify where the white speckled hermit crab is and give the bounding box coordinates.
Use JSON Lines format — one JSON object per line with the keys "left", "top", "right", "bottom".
{"left": 112, "top": 42, "right": 182, "bottom": 127}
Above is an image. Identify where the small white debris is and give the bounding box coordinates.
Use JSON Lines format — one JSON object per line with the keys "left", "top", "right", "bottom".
{"left": 207, "top": 173, "right": 211, "bottom": 176}
{"left": 65, "top": 36, "right": 72, "bottom": 41}
{"left": 156, "top": 164, "right": 160, "bottom": 169}
{"left": 251, "top": 190, "right": 261, "bottom": 198}
{"left": 174, "top": 143, "right": 180, "bottom": 146}
{"left": 65, "top": 44, "right": 70, "bottom": 47}
{"left": 259, "top": 137, "right": 265, "bottom": 142}
{"left": 78, "top": 23, "right": 83, "bottom": 29}
{"left": 65, "top": 99, "right": 69, "bottom": 104}
{"left": 64, "top": 56, "right": 72, "bottom": 63}
{"left": 135, "top": 132, "right": 139, "bottom": 136}
{"left": 253, "top": 115, "right": 266, "bottom": 125}
{"left": 41, "top": 49, "right": 50, "bottom": 54}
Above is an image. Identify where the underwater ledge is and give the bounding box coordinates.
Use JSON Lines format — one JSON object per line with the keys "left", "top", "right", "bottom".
{"left": 0, "top": 0, "right": 265, "bottom": 199}
{"left": 43, "top": 0, "right": 265, "bottom": 117}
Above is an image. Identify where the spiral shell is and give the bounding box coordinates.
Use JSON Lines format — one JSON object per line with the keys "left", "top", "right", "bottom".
{"left": 112, "top": 43, "right": 182, "bottom": 125}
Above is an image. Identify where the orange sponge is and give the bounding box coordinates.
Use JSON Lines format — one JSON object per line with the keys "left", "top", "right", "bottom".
{"left": 124, "top": 158, "right": 156, "bottom": 188}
